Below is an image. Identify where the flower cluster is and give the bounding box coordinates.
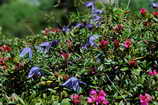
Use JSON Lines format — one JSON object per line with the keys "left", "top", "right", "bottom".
{"left": 70, "top": 94, "right": 82, "bottom": 104}
{"left": 148, "top": 69, "right": 158, "bottom": 76}
{"left": 139, "top": 93, "right": 152, "bottom": 105}
{"left": 87, "top": 89, "right": 109, "bottom": 105}
{"left": 0, "top": 45, "right": 12, "bottom": 52}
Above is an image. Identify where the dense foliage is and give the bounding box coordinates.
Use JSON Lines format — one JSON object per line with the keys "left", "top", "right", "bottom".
{"left": 1, "top": 1, "right": 158, "bottom": 105}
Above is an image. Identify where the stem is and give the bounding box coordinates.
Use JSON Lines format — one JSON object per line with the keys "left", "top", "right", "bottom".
{"left": 106, "top": 74, "right": 128, "bottom": 103}
{"left": 127, "top": 0, "right": 131, "bottom": 9}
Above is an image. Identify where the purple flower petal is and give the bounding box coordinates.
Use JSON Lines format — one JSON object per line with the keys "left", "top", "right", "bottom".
{"left": 61, "top": 77, "right": 86, "bottom": 92}
{"left": 82, "top": 35, "right": 100, "bottom": 49}
{"left": 75, "top": 23, "right": 85, "bottom": 28}
{"left": 39, "top": 42, "right": 50, "bottom": 47}
{"left": 51, "top": 40, "right": 59, "bottom": 46}
{"left": 37, "top": 40, "right": 59, "bottom": 53}
{"left": 62, "top": 26, "right": 70, "bottom": 32}
{"left": 28, "top": 66, "right": 41, "bottom": 79}
{"left": 84, "top": 1, "right": 94, "bottom": 7}
{"left": 86, "top": 24, "right": 94, "bottom": 29}
{"left": 92, "top": 15, "right": 101, "bottom": 22}
{"left": 19, "top": 47, "right": 32, "bottom": 59}
{"left": 151, "top": 2, "right": 158, "bottom": 9}
{"left": 92, "top": 8, "right": 103, "bottom": 14}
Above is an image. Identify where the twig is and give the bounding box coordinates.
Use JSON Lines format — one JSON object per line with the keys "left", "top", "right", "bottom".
{"left": 106, "top": 74, "right": 128, "bottom": 103}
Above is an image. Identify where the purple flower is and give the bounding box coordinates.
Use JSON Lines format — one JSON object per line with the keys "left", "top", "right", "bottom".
{"left": 92, "top": 8, "right": 103, "bottom": 15}
{"left": 62, "top": 26, "right": 70, "bottom": 32}
{"left": 84, "top": 1, "right": 94, "bottom": 8}
{"left": 75, "top": 23, "right": 85, "bottom": 28}
{"left": 28, "top": 66, "right": 42, "bottom": 79}
{"left": 19, "top": 48, "right": 32, "bottom": 60}
{"left": 86, "top": 24, "right": 94, "bottom": 29}
{"left": 151, "top": 2, "right": 158, "bottom": 9}
{"left": 61, "top": 77, "right": 86, "bottom": 92}
{"left": 92, "top": 15, "right": 101, "bottom": 22}
{"left": 35, "top": 40, "right": 59, "bottom": 53}
{"left": 82, "top": 35, "right": 100, "bottom": 49}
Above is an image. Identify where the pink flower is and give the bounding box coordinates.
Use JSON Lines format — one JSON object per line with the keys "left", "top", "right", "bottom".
{"left": 42, "top": 27, "right": 61, "bottom": 35}
{"left": 128, "top": 59, "right": 137, "bottom": 67}
{"left": 90, "top": 89, "right": 97, "bottom": 96}
{"left": 152, "top": 11, "right": 158, "bottom": 16}
{"left": 99, "top": 40, "right": 109, "bottom": 48}
{"left": 0, "top": 45, "right": 12, "bottom": 52}
{"left": 148, "top": 70, "right": 158, "bottom": 76}
{"left": 102, "top": 99, "right": 109, "bottom": 105}
{"left": 87, "top": 89, "right": 109, "bottom": 105}
{"left": 60, "top": 52, "right": 70, "bottom": 60}
{"left": 87, "top": 97, "right": 96, "bottom": 103}
{"left": 98, "top": 90, "right": 107, "bottom": 97}
{"left": 113, "top": 24, "right": 124, "bottom": 33}
{"left": 124, "top": 39, "right": 132, "bottom": 48}
{"left": 70, "top": 94, "right": 81, "bottom": 104}
{"left": 113, "top": 40, "right": 120, "bottom": 48}
{"left": 140, "top": 8, "right": 148, "bottom": 15}
{"left": 139, "top": 93, "right": 152, "bottom": 105}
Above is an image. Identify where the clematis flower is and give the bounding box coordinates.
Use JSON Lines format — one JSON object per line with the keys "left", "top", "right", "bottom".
{"left": 0, "top": 45, "right": 12, "bottom": 52}
{"left": 113, "top": 40, "right": 120, "bottom": 48}
{"left": 151, "top": 2, "right": 158, "bottom": 9}
{"left": 62, "top": 26, "right": 70, "bottom": 32}
{"left": 82, "top": 35, "right": 100, "bottom": 49}
{"left": 124, "top": 39, "right": 132, "bottom": 48}
{"left": 139, "top": 93, "right": 152, "bottom": 105}
{"left": 86, "top": 23, "right": 94, "bottom": 29}
{"left": 148, "top": 69, "right": 158, "bottom": 76}
{"left": 28, "top": 66, "right": 42, "bottom": 79}
{"left": 92, "top": 8, "right": 103, "bottom": 15}
{"left": 70, "top": 94, "right": 81, "bottom": 104}
{"left": 35, "top": 40, "right": 59, "bottom": 53}
{"left": 19, "top": 48, "right": 32, "bottom": 59}
{"left": 152, "top": 11, "right": 158, "bottom": 16}
{"left": 140, "top": 8, "right": 148, "bottom": 15}
{"left": 99, "top": 40, "right": 109, "bottom": 48}
{"left": 75, "top": 23, "right": 85, "bottom": 28}
{"left": 61, "top": 77, "right": 86, "bottom": 92}
{"left": 92, "top": 15, "right": 101, "bottom": 22}
{"left": 84, "top": 1, "right": 94, "bottom": 8}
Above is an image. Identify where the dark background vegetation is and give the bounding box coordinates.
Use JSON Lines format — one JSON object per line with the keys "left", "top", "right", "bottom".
{"left": 0, "top": 0, "right": 157, "bottom": 37}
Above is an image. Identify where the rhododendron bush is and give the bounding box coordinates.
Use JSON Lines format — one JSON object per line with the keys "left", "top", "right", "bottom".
{"left": 1, "top": 1, "right": 158, "bottom": 105}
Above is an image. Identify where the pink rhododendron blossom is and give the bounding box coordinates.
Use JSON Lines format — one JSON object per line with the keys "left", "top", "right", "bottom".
{"left": 98, "top": 90, "right": 107, "bottom": 97}
{"left": 114, "top": 40, "right": 120, "bottom": 48}
{"left": 70, "top": 94, "right": 81, "bottom": 104}
{"left": 139, "top": 93, "right": 152, "bottom": 105}
{"left": 0, "top": 45, "right": 12, "bottom": 52}
{"left": 140, "top": 8, "right": 148, "bottom": 15}
{"left": 90, "top": 89, "right": 97, "bottom": 96}
{"left": 113, "top": 24, "right": 124, "bottom": 33}
{"left": 87, "top": 89, "right": 109, "bottom": 105}
{"left": 124, "top": 39, "right": 132, "bottom": 48}
{"left": 152, "top": 11, "right": 158, "bottom": 16}
{"left": 128, "top": 59, "right": 137, "bottom": 67}
{"left": 60, "top": 52, "right": 70, "bottom": 60}
{"left": 99, "top": 40, "right": 109, "bottom": 48}
{"left": 148, "top": 70, "right": 158, "bottom": 76}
